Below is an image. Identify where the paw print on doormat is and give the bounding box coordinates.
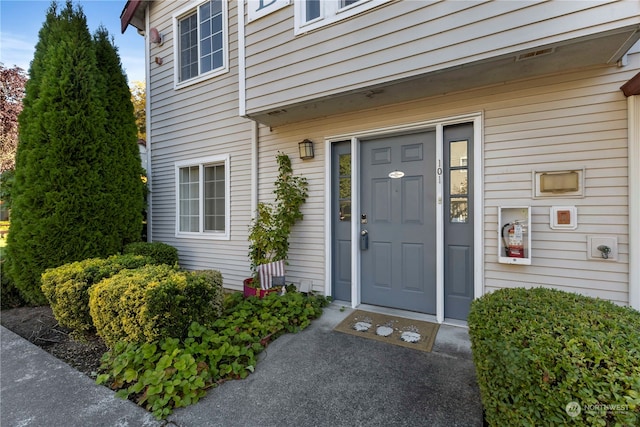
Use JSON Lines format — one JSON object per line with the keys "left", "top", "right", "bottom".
{"left": 400, "top": 325, "right": 421, "bottom": 343}
{"left": 375, "top": 320, "right": 396, "bottom": 337}
{"left": 352, "top": 316, "right": 373, "bottom": 332}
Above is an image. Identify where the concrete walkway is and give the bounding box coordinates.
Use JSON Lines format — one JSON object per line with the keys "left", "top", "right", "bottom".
{"left": 1, "top": 303, "right": 483, "bottom": 427}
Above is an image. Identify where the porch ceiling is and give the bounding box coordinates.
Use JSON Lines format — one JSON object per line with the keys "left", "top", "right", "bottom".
{"left": 248, "top": 27, "right": 640, "bottom": 128}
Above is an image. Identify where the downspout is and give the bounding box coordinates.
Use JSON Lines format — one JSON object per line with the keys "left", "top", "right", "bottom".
{"left": 144, "top": 4, "right": 152, "bottom": 241}
{"left": 251, "top": 121, "right": 258, "bottom": 216}
{"left": 627, "top": 93, "right": 639, "bottom": 310}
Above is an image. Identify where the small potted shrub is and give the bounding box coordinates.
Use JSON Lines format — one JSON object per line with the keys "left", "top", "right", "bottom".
{"left": 246, "top": 153, "right": 308, "bottom": 297}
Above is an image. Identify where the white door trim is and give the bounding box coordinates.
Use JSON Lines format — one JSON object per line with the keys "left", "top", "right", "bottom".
{"left": 325, "top": 112, "right": 484, "bottom": 322}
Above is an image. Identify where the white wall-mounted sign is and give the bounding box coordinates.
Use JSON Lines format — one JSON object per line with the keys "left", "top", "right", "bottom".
{"left": 248, "top": 0, "right": 290, "bottom": 22}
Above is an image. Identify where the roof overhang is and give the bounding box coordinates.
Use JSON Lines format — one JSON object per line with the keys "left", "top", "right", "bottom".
{"left": 120, "top": 0, "right": 147, "bottom": 34}
{"left": 247, "top": 26, "right": 640, "bottom": 127}
{"left": 621, "top": 72, "right": 640, "bottom": 96}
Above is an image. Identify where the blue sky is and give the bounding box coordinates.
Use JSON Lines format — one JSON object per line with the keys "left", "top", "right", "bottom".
{"left": 1, "top": 0, "right": 145, "bottom": 83}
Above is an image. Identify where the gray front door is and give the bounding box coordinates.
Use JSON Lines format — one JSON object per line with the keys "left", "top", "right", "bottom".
{"left": 360, "top": 131, "right": 437, "bottom": 314}
{"left": 443, "top": 123, "right": 474, "bottom": 320}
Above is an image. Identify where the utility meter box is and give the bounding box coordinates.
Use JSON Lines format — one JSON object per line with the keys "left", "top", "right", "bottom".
{"left": 498, "top": 206, "right": 532, "bottom": 265}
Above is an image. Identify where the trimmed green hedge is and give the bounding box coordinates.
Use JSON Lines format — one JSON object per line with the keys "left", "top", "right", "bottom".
{"left": 41, "top": 254, "right": 154, "bottom": 333}
{"left": 468, "top": 287, "right": 640, "bottom": 426}
{"left": 88, "top": 264, "right": 223, "bottom": 347}
{"left": 123, "top": 242, "right": 178, "bottom": 266}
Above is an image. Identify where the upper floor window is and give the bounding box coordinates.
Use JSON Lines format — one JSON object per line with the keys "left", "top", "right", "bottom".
{"left": 173, "top": 0, "right": 228, "bottom": 88}
{"left": 175, "top": 155, "right": 230, "bottom": 239}
{"left": 296, "top": 0, "right": 388, "bottom": 34}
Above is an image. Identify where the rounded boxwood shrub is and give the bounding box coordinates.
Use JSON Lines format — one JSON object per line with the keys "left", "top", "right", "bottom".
{"left": 123, "top": 241, "right": 178, "bottom": 266}
{"left": 88, "top": 264, "right": 223, "bottom": 347}
{"left": 41, "top": 254, "right": 154, "bottom": 334}
{"left": 468, "top": 287, "right": 640, "bottom": 426}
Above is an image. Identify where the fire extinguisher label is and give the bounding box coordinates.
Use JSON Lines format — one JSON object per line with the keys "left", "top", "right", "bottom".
{"left": 514, "top": 224, "right": 523, "bottom": 242}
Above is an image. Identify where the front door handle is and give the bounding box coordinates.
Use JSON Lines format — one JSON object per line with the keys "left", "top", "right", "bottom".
{"left": 360, "top": 229, "right": 369, "bottom": 250}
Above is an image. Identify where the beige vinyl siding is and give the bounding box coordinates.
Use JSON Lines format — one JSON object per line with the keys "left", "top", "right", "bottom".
{"left": 147, "top": 1, "right": 255, "bottom": 289}
{"left": 255, "top": 51, "right": 637, "bottom": 303}
{"left": 243, "top": 0, "right": 639, "bottom": 114}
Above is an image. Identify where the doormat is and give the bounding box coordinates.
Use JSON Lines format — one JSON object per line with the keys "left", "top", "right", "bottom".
{"left": 334, "top": 310, "right": 440, "bottom": 353}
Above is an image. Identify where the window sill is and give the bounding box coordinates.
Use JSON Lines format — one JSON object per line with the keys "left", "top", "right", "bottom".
{"left": 175, "top": 232, "right": 230, "bottom": 241}
{"left": 174, "top": 66, "right": 229, "bottom": 90}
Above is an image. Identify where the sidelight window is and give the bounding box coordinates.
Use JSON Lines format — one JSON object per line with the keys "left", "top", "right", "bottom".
{"left": 449, "top": 140, "right": 468, "bottom": 223}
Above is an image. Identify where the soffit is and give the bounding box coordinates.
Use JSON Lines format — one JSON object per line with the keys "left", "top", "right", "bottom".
{"left": 248, "top": 27, "right": 640, "bottom": 127}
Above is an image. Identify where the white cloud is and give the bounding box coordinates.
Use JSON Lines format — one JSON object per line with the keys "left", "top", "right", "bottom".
{"left": 0, "top": 32, "right": 36, "bottom": 70}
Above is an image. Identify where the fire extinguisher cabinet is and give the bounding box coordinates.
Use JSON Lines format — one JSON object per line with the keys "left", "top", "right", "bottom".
{"left": 498, "top": 206, "right": 531, "bottom": 265}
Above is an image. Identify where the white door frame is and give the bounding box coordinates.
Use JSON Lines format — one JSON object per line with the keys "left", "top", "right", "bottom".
{"left": 324, "top": 113, "right": 484, "bottom": 323}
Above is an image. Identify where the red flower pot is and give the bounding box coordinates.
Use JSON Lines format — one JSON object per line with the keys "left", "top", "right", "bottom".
{"left": 243, "top": 278, "right": 279, "bottom": 298}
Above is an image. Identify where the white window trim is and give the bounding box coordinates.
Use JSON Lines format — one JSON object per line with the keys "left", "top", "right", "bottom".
{"left": 294, "top": 0, "right": 390, "bottom": 35}
{"left": 173, "top": 0, "right": 229, "bottom": 90}
{"left": 175, "top": 154, "right": 230, "bottom": 240}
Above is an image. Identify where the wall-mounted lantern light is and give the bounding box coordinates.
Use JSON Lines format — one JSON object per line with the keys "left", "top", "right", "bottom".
{"left": 298, "top": 139, "right": 314, "bottom": 160}
{"left": 150, "top": 27, "right": 163, "bottom": 46}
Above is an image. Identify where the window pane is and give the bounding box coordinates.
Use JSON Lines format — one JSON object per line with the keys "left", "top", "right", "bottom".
{"left": 199, "top": 1, "right": 223, "bottom": 75}
{"left": 213, "top": 32, "right": 223, "bottom": 52}
{"left": 210, "top": 0, "right": 221, "bottom": 15}
{"left": 201, "top": 19, "right": 211, "bottom": 38}
{"left": 339, "top": 201, "right": 351, "bottom": 221}
{"left": 201, "top": 54, "right": 212, "bottom": 74}
{"left": 341, "top": 0, "right": 361, "bottom": 7}
{"left": 450, "top": 140, "right": 468, "bottom": 168}
{"left": 189, "top": 216, "right": 199, "bottom": 232}
{"left": 199, "top": 0, "right": 210, "bottom": 18}
{"left": 450, "top": 170, "right": 468, "bottom": 196}
{"left": 179, "top": 166, "right": 200, "bottom": 232}
{"left": 179, "top": 14, "right": 198, "bottom": 81}
{"left": 212, "top": 14, "right": 222, "bottom": 33}
{"left": 306, "top": 0, "right": 320, "bottom": 21}
{"left": 339, "top": 177, "right": 350, "bottom": 199}
{"left": 204, "top": 164, "right": 225, "bottom": 232}
{"left": 339, "top": 153, "right": 350, "bottom": 176}
{"left": 450, "top": 197, "right": 468, "bottom": 223}
{"left": 201, "top": 38, "right": 212, "bottom": 56}
{"left": 212, "top": 51, "right": 223, "bottom": 70}
{"left": 215, "top": 164, "right": 225, "bottom": 179}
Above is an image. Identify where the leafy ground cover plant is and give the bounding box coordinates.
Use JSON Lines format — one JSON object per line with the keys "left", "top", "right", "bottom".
{"left": 97, "top": 290, "right": 330, "bottom": 419}
{"left": 468, "top": 287, "right": 640, "bottom": 426}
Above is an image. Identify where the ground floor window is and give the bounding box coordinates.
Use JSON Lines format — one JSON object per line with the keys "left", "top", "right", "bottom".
{"left": 175, "top": 154, "right": 230, "bottom": 239}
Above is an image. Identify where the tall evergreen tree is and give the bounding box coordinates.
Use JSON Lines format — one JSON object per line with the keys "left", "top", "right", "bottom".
{"left": 92, "top": 26, "right": 144, "bottom": 252}
{"left": 6, "top": 2, "right": 143, "bottom": 304}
